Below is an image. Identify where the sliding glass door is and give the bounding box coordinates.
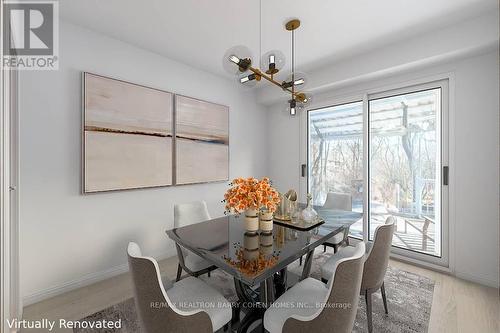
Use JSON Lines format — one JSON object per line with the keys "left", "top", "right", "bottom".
{"left": 369, "top": 87, "right": 443, "bottom": 258}
{"left": 308, "top": 101, "right": 364, "bottom": 239}
{"left": 307, "top": 80, "right": 448, "bottom": 265}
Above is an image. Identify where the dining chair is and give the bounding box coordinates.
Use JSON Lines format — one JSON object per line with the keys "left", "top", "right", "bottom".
{"left": 299, "top": 192, "right": 352, "bottom": 266}
{"left": 263, "top": 242, "right": 366, "bottom": 333}
{"left": 174, "top": 201, "right": 217, "bottom": 281}
{"left": 321, "top": 217, "right": 395, "bottom": 333}
{"left": 322, "top": 192, "right": 352, "bottom": 252}
{"left": 127, "top": 242, "right": 232, "bottom": 333}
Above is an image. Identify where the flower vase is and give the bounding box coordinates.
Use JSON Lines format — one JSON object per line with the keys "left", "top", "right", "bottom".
{"left": 259, "top": 210, "right": 274, "bottom": 233}
{"left": 244, "top": 208, "right": 259, "bottom": 232}
{"left": 259, "top": 233, "right": 273, "bottom": 255}
{"left": 243, "top": 232, "right": 259, "bottom": 260}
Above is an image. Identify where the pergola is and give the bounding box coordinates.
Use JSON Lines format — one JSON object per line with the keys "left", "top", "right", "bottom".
{"left": 309, "top": 93, "right": 437, "bottom": 141}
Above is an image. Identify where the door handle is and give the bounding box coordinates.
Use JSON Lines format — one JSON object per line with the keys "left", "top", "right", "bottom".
{"left": 301, "top": 164, "right": 307, "bottom": 177}
{"left": 443, "top": 166, "right": 449, "bottom": 185}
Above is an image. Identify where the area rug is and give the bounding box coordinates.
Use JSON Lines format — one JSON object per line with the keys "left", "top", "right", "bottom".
{"left": 75, "top": 249, "right": 434, "bottom": 332}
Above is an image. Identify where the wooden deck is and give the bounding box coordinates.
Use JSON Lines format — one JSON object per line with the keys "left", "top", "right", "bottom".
{"left": 349, "top": 214, "right": 438, "bottom": 256}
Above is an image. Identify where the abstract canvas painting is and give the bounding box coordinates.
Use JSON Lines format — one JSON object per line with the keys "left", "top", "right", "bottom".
{"left": 83, "top": 73, "right": 173, "bottom": 192}
{"left": 175, "top": 95, "right": 229, "bottom": 185}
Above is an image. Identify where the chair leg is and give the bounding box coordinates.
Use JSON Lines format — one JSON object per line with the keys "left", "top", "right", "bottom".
{"left": 176, "top": 264, "right": 182, "bottom": 282}
{"left": 299, "top": 256, "right": 302, "bottom": 266}
{"left": 323, "top": 245, "right": 327, "bottom": 252}
{"left": 208, "top": 270, "right": 211, "bottom": 278}
{"left": 365, "top": 290, "right": 373, "bottom": 333}
{"left": 381, "top": 282, "right": 388, "bottom": 314}
{"left": 232, "top": 302, "right": 241, "bottom": 324}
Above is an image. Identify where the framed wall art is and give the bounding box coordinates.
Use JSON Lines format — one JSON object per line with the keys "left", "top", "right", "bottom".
{"left": 83, "top": 73, "right": 173, "bottom": 192}
{"left": 174, "top": 95, "right": 229, "bottom": 185}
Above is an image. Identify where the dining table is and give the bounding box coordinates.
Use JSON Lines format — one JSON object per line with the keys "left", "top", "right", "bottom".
{"left": 166, "top": 207, "right": 363, "bottom": 333}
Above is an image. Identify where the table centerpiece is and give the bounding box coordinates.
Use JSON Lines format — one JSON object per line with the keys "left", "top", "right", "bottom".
{"left": 223, "top": 177, "right": 280, "bottom": 232}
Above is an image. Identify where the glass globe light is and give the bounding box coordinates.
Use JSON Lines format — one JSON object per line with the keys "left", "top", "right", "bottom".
{"left": 261, "top": 50, "right": 286, "bottom": 75}
{"left": 287, "top": 99, "right": 297, "bottom": 116}
{"left": 296, "top": 92, "right": 313, "bottom": 106}
{"left": 222, "top": 45, "right": 253, "bottom": 75}
{"left": 238, "top": 73, "right": 259, "bottom": 88}
{"left": 286, "top": 92, "right": 313, "bottom": 115}
{"left": 283, "top": 71, "right": 309, "bottom": 89}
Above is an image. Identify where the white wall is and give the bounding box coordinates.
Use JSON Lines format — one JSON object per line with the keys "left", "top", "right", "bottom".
{"left": 267, "top": 49, "right": 500, "bottom": 287}
{"left": 19, "top": 21, "right": 268, "bottom": 303}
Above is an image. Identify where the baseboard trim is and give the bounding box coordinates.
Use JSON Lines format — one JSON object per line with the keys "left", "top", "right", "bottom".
{"left": 389, "top": 253, "right": 452, "bottom": 274}
{"left": 455, "top": 270, "right": 499, "bottom": 289}
{"left": 23, "top": 248, "right": 177, "bottom": 306}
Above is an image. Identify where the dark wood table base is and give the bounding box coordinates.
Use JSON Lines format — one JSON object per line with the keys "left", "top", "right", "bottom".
{"left": 232, "top": 250, "right": 315, "bottom": 333}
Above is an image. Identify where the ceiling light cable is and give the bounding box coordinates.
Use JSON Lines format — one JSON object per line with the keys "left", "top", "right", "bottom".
{"left": 259, "top": 0, "right": 262, "bottom": 68}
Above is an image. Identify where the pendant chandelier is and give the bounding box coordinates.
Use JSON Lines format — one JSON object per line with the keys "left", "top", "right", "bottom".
{"left": 223, "top": 15, "right": 311, "bottom": 116}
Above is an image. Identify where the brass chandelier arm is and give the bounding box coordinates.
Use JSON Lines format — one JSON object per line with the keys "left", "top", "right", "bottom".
{"left": 247, "top": 66, "right": 305, "bottom": 102}
{"left": 230, "top": 18, "right": 306, "bottom": 108}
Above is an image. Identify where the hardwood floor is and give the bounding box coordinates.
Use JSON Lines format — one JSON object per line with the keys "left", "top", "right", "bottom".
{"left": 389, "top": 260, "right": 499, "bottom": 333}
{"left": 22, "top": 256, "right": 499, "bottom": 333}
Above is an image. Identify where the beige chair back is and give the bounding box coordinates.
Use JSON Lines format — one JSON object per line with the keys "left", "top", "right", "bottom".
{"left": 361, "top": 217, "right": 395, "bottom": 291}
{"left": 322, "top": 192, "right": 352, "bottom": 211}
{"left": 127, "top": 242, "right": 212, "bottom": 333}
{"left": 174, "top": 201, "right": 211, "bottom": 228}
{"left": 174, "top": 201, "right": 211, "bottom": 261}
{"left": 283, "top": 242, "right": 366, "bottom": 333}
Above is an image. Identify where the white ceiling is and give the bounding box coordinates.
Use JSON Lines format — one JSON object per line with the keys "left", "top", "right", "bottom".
{"left": 61, "top": 0, "right": 497, "bottom": 79}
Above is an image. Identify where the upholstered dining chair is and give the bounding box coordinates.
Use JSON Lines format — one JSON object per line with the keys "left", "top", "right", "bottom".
{"left": 299, "top": 192, "right": 353, "bottom": 266}
{"left": 321, "top": 217, "right": 395, "bottom": 333}
{"left": 322, "top": 192, "right": 352, "bottom": 252}
{"left": 127, "top": 242, "right": 232, "bottom": 333}
{"left": 174, "top": 201, "right": 217, "bottom": 281}
{"left": 263, "top": 242, "right": 366, "bottom": 333}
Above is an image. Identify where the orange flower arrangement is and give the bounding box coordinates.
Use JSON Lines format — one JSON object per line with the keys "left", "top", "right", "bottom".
{"left": 224, "top": 177, "right": 280, "bottom": 214}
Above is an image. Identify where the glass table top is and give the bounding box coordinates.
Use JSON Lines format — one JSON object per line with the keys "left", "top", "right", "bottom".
{"left": 166, "top": 208, "right": 362, "bottom": 286}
